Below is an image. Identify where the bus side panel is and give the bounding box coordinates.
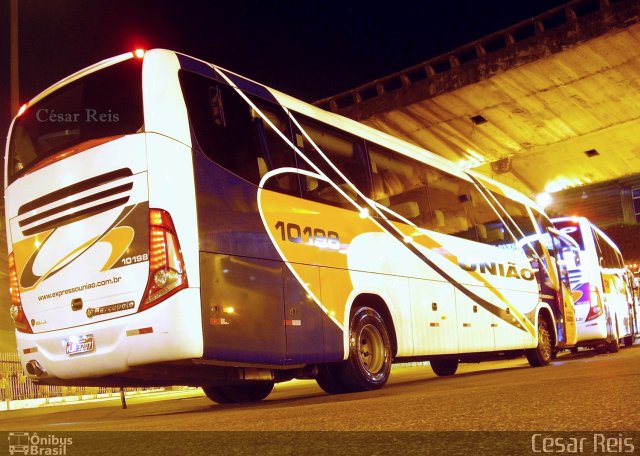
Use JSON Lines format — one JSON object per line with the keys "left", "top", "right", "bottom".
{"left": 193, "top": 151, "right": 343, "bottom": 364}
{"left": 410, "top": 278, "right": 459, "bottom": 355}
{"left": 199, "top": 254, "right": 344, "bottom": 365}
{"left": 283, "top": 265, "right": 343, "bottom": 363}
{"left": 492, "top": 288, "right": 535, "bottom": 349}
{"left": 192, "top": 149, "right": 284, "bottom": 363}
{"left": 192, "top": 148, "right": 281, "bottom": 261}
{"left": 200, "top": 252, "right": 286, "bottom": 364}
{"left": 455, "top": 287, "right": 495, "bottom": 353}
{"left": 345, "top": 269, "right": 413, "bottom": 357}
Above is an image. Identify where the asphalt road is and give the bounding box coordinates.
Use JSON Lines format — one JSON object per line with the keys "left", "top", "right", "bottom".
{"left": 1, "top": 346, "right": 639, "bottom": 432}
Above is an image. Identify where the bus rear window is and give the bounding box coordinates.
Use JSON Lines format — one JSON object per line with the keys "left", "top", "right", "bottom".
{"left": 553, "top": 220, "right": 584, "bottom": 249}
{"left": 8, "top": 58, "right": 143, "bottom": 184}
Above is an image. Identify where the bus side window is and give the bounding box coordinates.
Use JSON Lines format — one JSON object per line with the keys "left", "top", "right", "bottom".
{"left": 179, "top": 70, "right": 262, "bottom": 185}
{"left": 465, "top": 186, "right": 518, "bottom": 248}
{"left": 250, "top": 100, "right": 299, "bottom": 196}
{"left": 594, "top": 230, "right": 615, "bottom": 268}
{"left": 294, "top": 119, "right": 369, "bottom": 210}
{"left": 423, "top": 166, "right": 477, "bottom": 241}
{"left": 368, "top": 143, "right": 430, "bottom": 225}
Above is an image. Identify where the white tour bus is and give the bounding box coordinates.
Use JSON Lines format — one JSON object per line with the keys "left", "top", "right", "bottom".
{"left": 5, "top": 49, "right": 577, "bottom": 403}
{"left": 552, "top": 216, "right": 636, "bottom": 352}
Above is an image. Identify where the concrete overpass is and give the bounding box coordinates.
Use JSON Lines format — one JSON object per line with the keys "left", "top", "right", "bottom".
{"left": 315, "top": 0, "right": 640, "bottom": 222}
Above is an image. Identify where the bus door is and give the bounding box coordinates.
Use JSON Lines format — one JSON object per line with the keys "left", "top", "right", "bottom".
{"left": 541, "top": 228, "right": 579, "bottom": 347}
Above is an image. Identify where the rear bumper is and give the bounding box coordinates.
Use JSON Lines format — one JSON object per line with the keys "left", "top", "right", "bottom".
{"left": 16, "top": 288, "right": 203, "bottom": 381}
{"left": 576, "top": 318, "right": 607, "bottom": 344}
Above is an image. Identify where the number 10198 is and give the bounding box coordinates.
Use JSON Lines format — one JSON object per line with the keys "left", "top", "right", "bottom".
{"left": 121, "top": 253, "right": 149, "bottom": 265}
{"left": 274, "top": 221, "right": 341, "bottom": 249}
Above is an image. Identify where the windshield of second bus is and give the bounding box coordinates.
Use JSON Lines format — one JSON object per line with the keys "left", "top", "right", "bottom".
{"left": 552, "top": 220, "right": 585, "bottom": 249}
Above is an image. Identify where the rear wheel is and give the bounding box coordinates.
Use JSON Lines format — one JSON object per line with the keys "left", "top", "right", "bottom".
{"left": 339, "top": 307, "right": 392, "bottom": 392}
{"left": 202, "top": 382, "right": 274, "bottom": 404}
{"left": 623, "top": 335, "right": 634, "bottom": 347}
{"left": 315, "top": 363, "right": 350, "bottom": 394}
{"left": 526, "top": 317, "right": 553, "bottom": 367}
{"left": 430, "top": 358, "right": 459, "bottom": 376}
{"left": 607, "top": 337, "right": 620, "bottom": 353}
{"left": 607, "top": 318, "right": 620, "bottom": 353}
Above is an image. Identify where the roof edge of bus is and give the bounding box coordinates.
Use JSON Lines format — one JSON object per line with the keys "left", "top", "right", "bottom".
{"left": 266, "top": 87, "right": 464, "bottom": 177}
{"left": 23, "top": 51, "right": 136, "bottom": 111}
{"left": 468, "top": 169, "right": 540, "bottom": 210}
{"left": 553, "top": 216, "right": 619, "bottom": 247}
{"left": 551, "top": 216, "right": 585, "bottom": 222}
{"left": 591, "top": 223, "right": 619, "bottom": 248}
{"left": 172, "top": 50, "right": 472, "bottom": 182}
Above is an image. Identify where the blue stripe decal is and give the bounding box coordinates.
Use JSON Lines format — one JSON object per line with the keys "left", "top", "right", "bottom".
{"left": 176, "top": 54, "right": 220, "bottom": 81}
{"left": 216, "top": 68, "right": 278, "bottom": 104}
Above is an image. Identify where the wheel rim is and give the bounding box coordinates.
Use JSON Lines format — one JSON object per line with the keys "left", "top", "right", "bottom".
{"left": 539, "top": 324, "right": 551, "bottom": 361}
{"left": 358, "top": 324, "right": 385, "bottom": 374}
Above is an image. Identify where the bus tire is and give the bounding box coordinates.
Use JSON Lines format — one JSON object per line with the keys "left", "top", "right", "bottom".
{"left": 607, "top": 317, "right": 620, "bottom": 353}
{"left": 623, "top": 335, "right": 634, "bottom": 347}
{"left": 526, "top": 317, "right": 552, "bottom": 367}
{"left": 339, "top": 307, "right": 392, "bottom": 392}
{"left": 202, "top": 382, "right": 274, "bottom": 404}
{"left": 430, "top": 358, "right": 459, "bottom": 376}
{"left": 315, "top": 363, "right": 349, "bottom": 394}
{"left": 202, "top": 385, "right": 233, "bottom": 404}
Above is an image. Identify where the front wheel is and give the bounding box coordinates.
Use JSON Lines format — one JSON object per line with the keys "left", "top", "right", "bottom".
{"left": 339, "top": 307, "right": 393, "bottom": 392}
{"left": 202, "top": 382, "right": 274, "bottom": 404}
{"left": 526, "top": 317, "right": 553, "bottom": 367}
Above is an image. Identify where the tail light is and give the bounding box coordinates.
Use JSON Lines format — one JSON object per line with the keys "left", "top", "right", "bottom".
{"left": 139, "top": 209, "right": 187, "bottom": 312}
{"left": 8, "top": 253, "right": 32, "bottom": 333}
{"left": 586, "top": 285, "right": 604, "bottom": 321}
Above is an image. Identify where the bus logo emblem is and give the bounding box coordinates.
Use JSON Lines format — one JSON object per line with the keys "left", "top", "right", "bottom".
{"left": 86, "top": 300, "right": 135, "bottom": 318}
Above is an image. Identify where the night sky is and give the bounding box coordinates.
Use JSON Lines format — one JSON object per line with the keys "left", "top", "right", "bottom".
{"left": 1, "top": 0, "right": 571, "bottom": 145}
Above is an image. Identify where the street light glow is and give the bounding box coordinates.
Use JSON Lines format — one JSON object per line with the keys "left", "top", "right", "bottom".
{"left": 536, "top": 192, "right": 552, "bottom": 209}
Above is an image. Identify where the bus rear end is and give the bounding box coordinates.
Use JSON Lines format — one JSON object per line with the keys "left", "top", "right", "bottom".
{"left": 4, "top": 51, "right": 202, "bottom": 385}
{"left": 552, "top": 217, "right": 608, "bottom": 344}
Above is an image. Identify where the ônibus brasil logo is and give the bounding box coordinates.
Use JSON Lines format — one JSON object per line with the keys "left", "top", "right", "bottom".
{"left": 8, "top": 432, "right": 72, "bottom": 455}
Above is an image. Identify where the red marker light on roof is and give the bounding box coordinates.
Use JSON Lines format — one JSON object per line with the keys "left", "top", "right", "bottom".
{"left": 17, "top": 104, "right": 27, "bottom": 117}
{"left": 134, "top": 49, "right": 145, "bottom": 59}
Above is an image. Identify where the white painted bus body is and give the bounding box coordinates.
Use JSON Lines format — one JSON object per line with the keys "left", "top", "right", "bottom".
{"left": 552, "top": 216, "right": 635, "bottom": 348}
{"left": 3, "top": 50, "right": 570, "bottom": 389}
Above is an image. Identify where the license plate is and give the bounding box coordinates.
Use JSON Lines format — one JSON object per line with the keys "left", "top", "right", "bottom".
{"left": 65, "top": 335, "right": 95, "bottom": 355}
